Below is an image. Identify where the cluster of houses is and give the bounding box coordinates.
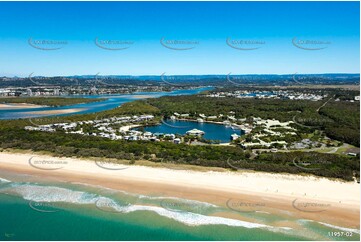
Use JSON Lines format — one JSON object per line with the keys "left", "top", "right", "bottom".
{"left": 24, "top": 111, "right": 249, "bottom": 145}
{"left": 206, "top": 90, "right": 326, "bottom": 101}
{"left": 0, "top": 87, "right": 61, "bottom": 97}
{"left": 0, "top": 84, "right": 184, "bottom": 97}
{"left": 26, "top": 114, "right": 155, "bottom": 137}
{"left": 24, "top": 111, "right": 331, "bottom": 151}
{"left": 290, "top": 138, "right": 321, "bottom": 149}
{"left": 123, "top": 130, "right": 182, "bottom": 143}
{"left": 238, "top": 119, "right": 297, "bottom": 149}
{"left": 24, "top": 114, "right": 190, "bottom": 144}
{"left": 166, "top": 112, "right": 302, "bottom": 148}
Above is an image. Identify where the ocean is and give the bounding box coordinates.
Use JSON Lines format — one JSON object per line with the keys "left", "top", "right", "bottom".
{"left": 0, "top": 170, "right": 359, "bottom": 241}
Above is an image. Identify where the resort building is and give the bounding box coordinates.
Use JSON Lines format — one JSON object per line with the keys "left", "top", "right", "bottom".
{"left": 186, "top": 128, "right": 205, "bottom": 136}
{"left": 230, "top": 133, "right": 240, "bottom": 141}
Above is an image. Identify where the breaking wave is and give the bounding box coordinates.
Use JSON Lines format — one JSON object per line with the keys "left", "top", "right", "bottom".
{"left": 0, "top": 183, "right": 291, "bottom": 231}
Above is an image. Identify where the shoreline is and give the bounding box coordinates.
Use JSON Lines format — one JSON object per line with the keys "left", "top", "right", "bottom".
{"left": 0, "top": 151, "right": 359, "bottom": 230}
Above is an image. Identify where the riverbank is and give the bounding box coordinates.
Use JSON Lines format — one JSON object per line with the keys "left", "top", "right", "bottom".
{"left": 0, "top": 151, "right": 359, "bottom": 231}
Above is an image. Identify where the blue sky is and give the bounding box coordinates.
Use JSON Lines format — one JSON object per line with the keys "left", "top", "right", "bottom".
{"left": 0, "top": 1, "right": 359, "bottom": 76}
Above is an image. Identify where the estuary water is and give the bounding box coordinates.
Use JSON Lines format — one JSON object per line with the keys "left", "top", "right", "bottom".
{"left": 0, "top": 87, "right": 211, "bottom": 120}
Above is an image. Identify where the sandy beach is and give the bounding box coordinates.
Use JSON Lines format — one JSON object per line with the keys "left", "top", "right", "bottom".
{"left": 130, "top": 95, "right": 155, "bottom": 99}
{"left": 22, "top": 108, "right": 85, "bottom": 115}
{"left": 0, "top": 151, "right": 359, "bottom": 230}
{"left": 0, "top": 103, "right": 45, "bottom": 110}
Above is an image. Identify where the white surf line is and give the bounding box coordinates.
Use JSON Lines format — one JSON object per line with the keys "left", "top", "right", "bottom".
{"left": 0, "top": 177, "right": 11, "bottom": 183}
{"left": 318, "top": 222, "right": 360, "bottom": 234}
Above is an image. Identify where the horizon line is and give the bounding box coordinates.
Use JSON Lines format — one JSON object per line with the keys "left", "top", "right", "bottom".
{"left": 2, "top": 72, "right": 360, "bottom": 78}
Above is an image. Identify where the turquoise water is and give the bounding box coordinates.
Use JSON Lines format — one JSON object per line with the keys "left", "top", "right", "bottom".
{"left": 0, "top": 87, "right": 211, "bottom": 120}
{"left": 0, "top": 171, "right": 359, "bottom": 241}
{"left": 138, "top": 120, "right": 244, "bottom": 143}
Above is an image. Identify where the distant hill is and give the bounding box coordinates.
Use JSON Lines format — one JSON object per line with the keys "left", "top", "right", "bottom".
{"left": 0, "top": 73, "right": 359, "bottom": 87}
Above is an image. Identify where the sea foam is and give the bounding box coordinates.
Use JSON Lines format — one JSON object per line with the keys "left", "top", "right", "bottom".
{"left": 139, "top": 194, "right": 218, "bottom": 208}
{"left": 2, "top": 183, "right": 291, "bottom": 231}
{"left": 0, "top": 177, "right": 11, "bottom": 183}
{"left": 5, "top": 184, "right": 100, "bottom": 204}
{"left": 318, "top": 222, "right": 360, "bottom": 234}
{"left": 114, "top": 204, "right": 272, "bottom": 228}
{"left": 96, "top": 197, "right": 291, "bottom": 230}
